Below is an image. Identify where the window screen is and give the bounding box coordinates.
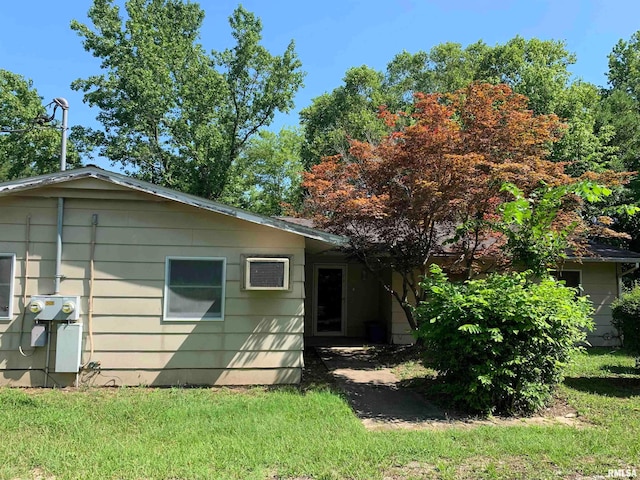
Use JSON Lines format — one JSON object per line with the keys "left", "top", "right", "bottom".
{"left": 164, "top": 258, "right": 225, "bottom": 320}
{"left": 0, "top": 255, "right": 14, "bottom": 318}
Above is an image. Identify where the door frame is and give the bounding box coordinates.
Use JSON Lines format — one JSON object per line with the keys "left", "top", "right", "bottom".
{"left": 312, "top": 264, "right": 347, "bottom": 336}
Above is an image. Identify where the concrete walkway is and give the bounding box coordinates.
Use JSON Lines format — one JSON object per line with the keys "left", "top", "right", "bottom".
{"left": 316, "top": 346, "right": 447, "bottom": 429}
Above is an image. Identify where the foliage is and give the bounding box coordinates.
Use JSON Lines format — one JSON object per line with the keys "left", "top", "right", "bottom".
{"left": 0, "top": 69, "right": 81, "bottom": 180}
{"left": 385, "top": 41, "right": 491, "bottom": 100}
{"left": 299, "top": 65, "right": 392, "bottom": 168}
{"left": 495, "top": 181, "right": 617, "bottom": 276}
{"left": 415, "top": 265, "right": 594, "bottom": 415}
{"left": 301, "top": 36, "right": 602, "bottom": 169}
{"left": 220, "top": 127, "right": 303, "bottom": 215}
{"left": 71, "top": 0, "right": 303, "bottom": 199}
{"left": 597, "top": 89, "right": 640, "bottom": 175}
{"left": 553, "top": 82, "right": 622, "bottom": 175}
{"left": 599, "top": 30, "right": 640, "bottom": 179}
{"left": 482, "top": 36, "right": 576, "bottom": 115}
{"left": 304, "top": 83, "right": 569, "bottom": 329}
{"left": 591, "top": 29, "right": 640, "bottom": 251}
{"left": 386, "top": 36, "right": 576, "bottom": 114}
{"left": 612, "top": 284, "right": 640, "bottom": 357}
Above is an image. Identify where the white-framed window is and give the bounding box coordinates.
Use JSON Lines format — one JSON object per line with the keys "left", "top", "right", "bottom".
{"left": 163, "top": 257, "right": 226, "bottom": 321}
{"left": 0, "top": 254, "right": 15, "bottom": 320}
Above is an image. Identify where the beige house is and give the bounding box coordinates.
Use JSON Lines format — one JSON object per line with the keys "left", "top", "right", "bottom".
{"left": 0, "top": 167, "right": 347, "bottom": 387}
{"left": 0, "top": 167, "right": 637, "bottom": 387}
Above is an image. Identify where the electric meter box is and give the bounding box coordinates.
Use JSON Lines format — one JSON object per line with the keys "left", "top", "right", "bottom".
{"left": 55, "top": 323, "right": 83, "bottom": 373}
{"left": 29, "top": 295, "right": 80, "bottom": 321}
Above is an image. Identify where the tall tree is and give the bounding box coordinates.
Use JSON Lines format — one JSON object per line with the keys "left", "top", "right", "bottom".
{"left": 0, "top": 70, "right": 80, "bottom": 181}
{"left": 482, "top": 36, "right": 576, "bottom": 115}
{"left": 384, "top": 36, "right": 576, "bottom": 115}
{"left": 220, "top": 127, "right": 303, "bottom": 216}
{"left": 71, "top": 0, "right": 304, "bottom": 199}
{"left": 385, "top": 40, "right": 490, "bottom": 102}
{"left": 301, "top": 37, "right": 609, "bottom": 171}
{"left": 303, "top": 83, "right": 572, "bottom": 330}
{"left": 553, "top": 82, "right": 621, "bottom": 175}
{"left": 299, "top": 66, "right": 390, "bottom": 168}
{"left": 599, "top": 31, "right": 640, "bottom": 174}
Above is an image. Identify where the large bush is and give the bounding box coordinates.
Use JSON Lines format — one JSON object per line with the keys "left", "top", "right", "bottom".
{"left": 612, "top": 284, "right": 640, "bottom": 357}
{"left": 415, "top": 265, "right": 594, "bottom": 415}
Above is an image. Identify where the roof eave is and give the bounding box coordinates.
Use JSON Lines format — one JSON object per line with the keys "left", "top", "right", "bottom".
{"left": 0, "top": 167, "right": 348, "bottom": 246}
{"left": 566, "top": 256, "right": 640, "bottom": 263}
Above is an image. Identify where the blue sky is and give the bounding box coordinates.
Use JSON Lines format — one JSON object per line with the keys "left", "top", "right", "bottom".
{"left": 2, "top": 0, "right": 640, "bottom": 168}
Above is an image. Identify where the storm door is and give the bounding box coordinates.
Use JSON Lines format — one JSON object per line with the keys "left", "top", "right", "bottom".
{"left": 313, "top": 265, "right": 346, "bottom": 336}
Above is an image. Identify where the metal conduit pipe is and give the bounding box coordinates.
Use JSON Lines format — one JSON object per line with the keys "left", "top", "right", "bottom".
{"left": 48, "top": 98, "right": 68, "bottom": 387}
{"left": 53, "top": 98, "right": 68, "bottom": 295}
{"left": 44, "top": 326, "right": 52, "bottom": 388}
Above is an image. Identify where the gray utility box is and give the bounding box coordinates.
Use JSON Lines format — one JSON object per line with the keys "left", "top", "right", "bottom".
{"left": 55, "top": 323, "right": 83, "bottom": 373}
{"left": 30, "top": 324, "right": 47, "bottom": 347}
{"left": 29, "top": 295, "right": 80, "bottom": 321}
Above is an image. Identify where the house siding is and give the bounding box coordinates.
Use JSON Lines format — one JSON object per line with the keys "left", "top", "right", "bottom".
{"left": 561, "top": 261, "right": 620, "bottom": 347}
{"left": 0, "top": 183, "right": 305, "bottom": 387}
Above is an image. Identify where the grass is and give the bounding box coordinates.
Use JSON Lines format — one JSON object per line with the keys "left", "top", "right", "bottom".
{"left": 0, "top": 349, "right": 638, "bottom": 479}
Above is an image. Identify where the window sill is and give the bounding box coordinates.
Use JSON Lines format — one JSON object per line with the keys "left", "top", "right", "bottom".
{"left": 162, "top": 317, "right": 224, "bottom": 322}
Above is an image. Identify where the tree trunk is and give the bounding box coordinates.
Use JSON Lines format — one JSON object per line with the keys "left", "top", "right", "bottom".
{"left": 400, "top": 302, "right": 417, "bottom": 331}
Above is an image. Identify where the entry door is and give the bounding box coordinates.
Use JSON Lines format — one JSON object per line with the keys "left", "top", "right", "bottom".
{"left": 313, "top": 265, "right": 346, "bottom": 336}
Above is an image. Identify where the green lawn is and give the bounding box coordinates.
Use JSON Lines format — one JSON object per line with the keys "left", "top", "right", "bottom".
{"left": 0, "top": 348, "right": 638, "bottom": 480}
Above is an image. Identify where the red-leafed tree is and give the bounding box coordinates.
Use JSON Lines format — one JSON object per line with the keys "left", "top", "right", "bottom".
{"left": 303, "top": 83, "right": 576, "bottom": 330}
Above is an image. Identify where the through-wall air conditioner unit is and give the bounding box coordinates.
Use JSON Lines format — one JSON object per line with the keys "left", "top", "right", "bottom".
{"left": 244, "top": 257, "right": 290, "bottom": 291}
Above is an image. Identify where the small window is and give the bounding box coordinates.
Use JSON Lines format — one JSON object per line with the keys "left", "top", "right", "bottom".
{"left": 164, "top": 257, "right": 225, "bottom": 321}
{"left": 0, "top": 254, "right": 15, "bottom": 319}
{"left": 552, "top": 270, "right": 581, "bottom": 290}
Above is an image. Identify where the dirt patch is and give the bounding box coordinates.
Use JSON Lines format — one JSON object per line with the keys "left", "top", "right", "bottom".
{"left": 382, "top": 461, "right": 439, "bottom": 480}
{"left": 11, "top": 467, "right": 56, "bottom": 480}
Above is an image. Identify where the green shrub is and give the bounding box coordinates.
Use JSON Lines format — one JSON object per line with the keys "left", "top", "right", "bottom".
{"left": 415, "top": 265, "right": 594, "bottom": 416}
{"left": 612, "top": 284, "right": 640, "bottom": 357}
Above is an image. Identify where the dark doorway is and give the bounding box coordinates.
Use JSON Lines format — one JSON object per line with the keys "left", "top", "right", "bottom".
{"left": 314, "top": 266, "right": 345, "bottom": 335}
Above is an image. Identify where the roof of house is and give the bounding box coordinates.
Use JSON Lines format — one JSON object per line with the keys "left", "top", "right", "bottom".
{"left": 0, "top": 166, "right": 348, "bottom": 247}
{"left": 278, "top": 217, "right": 640, "bottom": 264}
{"left": 567, "top": 241, "right": 640, "bottom": 263}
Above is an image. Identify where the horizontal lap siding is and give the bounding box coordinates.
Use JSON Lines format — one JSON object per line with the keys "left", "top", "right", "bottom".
{"left": 0, "top": 315, "right": 303, "bottom": 334}
{"left": 0, "top": 187, "right": 306, "bottom": 385}
{"left": 563, "top": 262, "right": 621, "bottom": 347}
